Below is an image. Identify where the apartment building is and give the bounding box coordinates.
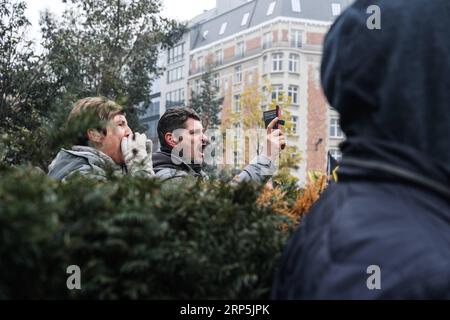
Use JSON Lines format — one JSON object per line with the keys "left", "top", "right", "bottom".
{"left": 140, "top": 32, "right": 190, "bottom": 150}
{"left": 145, "top": 0, "right": 352, "bottom": 183}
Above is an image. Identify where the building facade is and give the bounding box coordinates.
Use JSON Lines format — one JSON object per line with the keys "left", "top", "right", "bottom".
{"left": 146, "top": 0, "right": 352, "bottom": 183}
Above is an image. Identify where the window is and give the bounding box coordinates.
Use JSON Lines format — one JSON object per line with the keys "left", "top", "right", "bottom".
{"left": 271, "top": 85, "right": 283, "bottom": 102}
{"left": 289, "top": 54, "right": 299, "bottom": 72}
{"left": 151, "top": 78, "right": 160, "bottom": 95}
{"left": 291, "top": 116, "right": 298, "bottom": 134}
{"left": 224, "top": 79, "right": 228, "bottom": 92}
{"left": 197, "top": 56, "right": 204, "bottom": 72}
{"left": 215, "top": 49, "right": 223, "bottom": 65}
{"left": 330, "top": 118, "right": 344, "bottom": 138}
{"left": 291, "top": 0, "right": 301, "bottom": 12}
{"left": 233, "top": 150, "right": 243, "bottom": 168}
{"left": 180, "top": 89, "right": 185, "bottom": 103}
{"left": 241, "top": 12, "right": 250, "bottom": 26}
{"left": 219, "top": 22, "right": 227, "bottom": 35}
{"left": 175, "top": 90, "right": 180, "bottom": 105}
{"left": 262, "top": 55, "right": 268, "bottom": 74}
{"left": 332, "top": 3, "right": 341, "bottom": 16}
{"left": 144, "top": 99, "right": 160, "bottom": 117}
{"left": 202, "top": 30, "right": 209, "bottom": 39}
{"left": 213, "top": 73, "right": 220, "bottom": 90}
{"left": 147, "top": 119, "right": 158, "bottom": 138}
{"left": 267, "top": 1, "right": 276, "bottom": 16}
{"left": 235, "top": 66, "right": 242, "bottom": 83}
{"left": 272, "top": 53, "right": 283, "bottom": 72}
{"left": 234, "top": 122, "right": 242, "bottom": 139}
{"left": 329, "top": 148, "right": 342, "bottom": 162}
{"left": 263, "top": 32, "right": 272, "bottom": 49}
{"left": 166, "top": 89, "right": 185, "bottom": 108}
{"left": 167, "top": 66, "right": 184, "bottom": 83}
{"left": 236, "top": 41, "right": 245, "bottom": 58}
{"left": 150, "top": 100, "right": 160, "bottom": 117}
{"left": 233, "top": 95, "right": 241, "bottom": 112}
{"left": 288, "top": 85, "right": 298, "bottom": 104}
{"left": 290, "top": 29, "right": 303, "bottom": 48}
{"left": 168, "top": 43, "right": 185, "bottom": 64}
{"left": 165, "top": 93, "right": 171, "bottom": 107}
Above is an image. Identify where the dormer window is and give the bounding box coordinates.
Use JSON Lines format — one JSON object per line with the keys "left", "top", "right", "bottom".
{"left": 219, "top": 22, "right": 227, "bottom": 35}
{"left": 241, "top": 12, "right": 250, "bottom": 26}
{"left": 291, "top": 0, "right": 301, "bottom": 13}
{"left": 332, "top": 3, "right": 341, "bottom": 16}
{"left": 267, "top": 1, "right": 276, "bottom": 16}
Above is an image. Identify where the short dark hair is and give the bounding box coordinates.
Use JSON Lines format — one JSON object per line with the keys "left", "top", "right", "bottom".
{"left": 157, "top": 107, "right": 201, "bottom": 148}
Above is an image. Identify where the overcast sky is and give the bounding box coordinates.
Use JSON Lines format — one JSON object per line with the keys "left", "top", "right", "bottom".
{"left": 25, "top": 0, "right": 216, "bottom": 41}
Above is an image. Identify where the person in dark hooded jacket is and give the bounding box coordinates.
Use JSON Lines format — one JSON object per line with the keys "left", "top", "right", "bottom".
{"left": 272, "top": 0, "right": 450, "bottom": 299}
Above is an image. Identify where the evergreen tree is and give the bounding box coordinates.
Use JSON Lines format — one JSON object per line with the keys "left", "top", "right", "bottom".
{"left": 39, "top": 0, "right": 186, "bottom": 130}
{"left": 189, "top": 70, "right": 223, "bottom": 130}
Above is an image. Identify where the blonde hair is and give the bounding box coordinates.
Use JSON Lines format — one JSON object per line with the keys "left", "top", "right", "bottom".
{"left": 67, "top": 97, "right": 125, "bottom": 146}
{"left": 68, "top": 96, "right": 124, "bottom": 123}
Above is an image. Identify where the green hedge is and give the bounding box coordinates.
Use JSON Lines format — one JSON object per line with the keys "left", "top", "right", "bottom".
{"left": 0, "top": 166, "right": 294, "bottom": 299}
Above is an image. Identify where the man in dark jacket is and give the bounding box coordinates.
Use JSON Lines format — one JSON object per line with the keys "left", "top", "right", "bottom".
{"left": 272, "top": 0, "right": 450, "bottom": 299}
{"left": 152, "top": 107, "right": 285, "bottom": 183}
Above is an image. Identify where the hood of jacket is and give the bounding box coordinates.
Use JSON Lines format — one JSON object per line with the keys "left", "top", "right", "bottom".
{"left": 321, "top": 0, "right": 450, "bottom": 198}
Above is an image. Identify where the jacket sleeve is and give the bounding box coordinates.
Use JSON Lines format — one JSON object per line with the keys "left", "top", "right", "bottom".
{"left": 154, "top": 168, "right": 189, "bottom": 182}
{"left": 48, "top": 153, "right": 106, "bottom": 181}
{"left": 233, "top": 155, "right": 276, "bottom": 184}
{"left": 63, "top": 164, "right": 108, "bottom": 181}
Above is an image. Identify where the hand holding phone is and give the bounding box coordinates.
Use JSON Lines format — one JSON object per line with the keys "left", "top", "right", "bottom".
{"left": 263, "top": 105, "right": 285, "bottom": 129}
{"left": 263, "top": 105, "right": 286, "bottom": 152}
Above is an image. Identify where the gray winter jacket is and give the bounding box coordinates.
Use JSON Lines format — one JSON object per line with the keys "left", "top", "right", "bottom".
{"left": 152, "top": 150, "right": 276, "bottom": 184}
{"left": 48, "top": 146, "right": 151, "bottom": 181}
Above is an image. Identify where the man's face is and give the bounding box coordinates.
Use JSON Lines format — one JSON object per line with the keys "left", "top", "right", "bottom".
{"left": 176, "top": 118, "right": 207, "bottom": 164}
{"left": 98, "top": 114, "right": 132, "bottom": 164}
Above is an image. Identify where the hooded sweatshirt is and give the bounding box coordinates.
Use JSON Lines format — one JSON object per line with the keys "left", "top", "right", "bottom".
{"left": 321, "top": 0, "right": 450, "bottom": 197}
{"left": 272, "top": 0, "right": 450, "bottom": 299}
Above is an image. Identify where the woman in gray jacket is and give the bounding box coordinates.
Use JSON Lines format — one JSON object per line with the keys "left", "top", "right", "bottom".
{"left": 48, "top": 96, "right": 154, "bottom": 181}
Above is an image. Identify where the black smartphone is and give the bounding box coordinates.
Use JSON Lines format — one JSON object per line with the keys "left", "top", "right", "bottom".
{"left": 263, "top": 105, "right": 285, "bottom": 129}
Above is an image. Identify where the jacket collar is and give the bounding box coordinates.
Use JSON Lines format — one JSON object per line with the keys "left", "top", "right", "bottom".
{"left": 153, "top": 148, "right": 204, "bottom": 177}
